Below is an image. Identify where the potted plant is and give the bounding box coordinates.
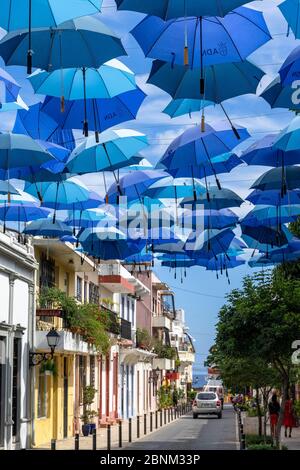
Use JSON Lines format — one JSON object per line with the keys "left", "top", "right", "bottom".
{"left": 40, "top": 358, "right": 57, "bottom": 376}
{"left": 81, "top": 385, "right": 97, "bottom": 437}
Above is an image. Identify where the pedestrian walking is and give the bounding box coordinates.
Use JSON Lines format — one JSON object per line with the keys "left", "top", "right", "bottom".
{"left": 283, "top": 396, "right": 296, "bottom": 438}
{"left": 268, "top": 394, "right": 280, "bottom": 438}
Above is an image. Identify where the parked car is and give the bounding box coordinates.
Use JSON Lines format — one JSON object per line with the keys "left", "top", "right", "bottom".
{"left": 192, "top": 392, "right": 222, "bottom": 419}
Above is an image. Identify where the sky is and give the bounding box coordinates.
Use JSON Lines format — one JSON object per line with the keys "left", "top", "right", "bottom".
{"left": 1, "top": 0, "right": 299, "bottom": 373}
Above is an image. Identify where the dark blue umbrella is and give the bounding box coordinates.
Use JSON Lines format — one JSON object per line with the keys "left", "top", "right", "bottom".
{"left": 241, "top": 134, "right": 300, "bottom": 167}
{"left": 251, "top": 166, "right": 300, "bottom": 193}
{"left": 184, "top": 208, "right": 238, "bottom": 230}
{"left": 279, "top": 45, "right": 300, "bottom": 86}
{"left": 241, "top": 224, "right": 292, "bottom": 251}
{"left": 0, "top": 16, "right": 126, "bottom": 74}
{"left": 246, "top": 188, "right": 300, "bottom": 205}
{"left": 23, "top": 218, "right": 73, "bottom": 237}
{"left": 41, "top": 88, "right": 146, "bottom": 138}
{"left": 180, "top": 187, "right": 244, "bottom": 209}
{"left": 259, "top": 75, "right": 300, "bottom": 111}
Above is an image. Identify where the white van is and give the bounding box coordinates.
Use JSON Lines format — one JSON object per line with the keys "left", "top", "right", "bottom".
{"left": 203, "top": 384, "right": 224, "bottom": 408}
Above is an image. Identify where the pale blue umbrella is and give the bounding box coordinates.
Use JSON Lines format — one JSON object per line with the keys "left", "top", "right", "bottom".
{"left": 278, "top": 0, "right": 300, "bottom": 38}
{"left": 23, "top": 218, "right": 73, "bottom": 237}
{"left": 163, "top": 98, "right": 213, "bottom": 118}
{"left": 279, "top": 45, "right": 300, "bottom": 85}
{"left": 144, "top": 177, "right": 206, "bottom": 200}
{"left": 66, "top": 129, "right": 148, "bottom": 174}
{"left": 0, "top": 180, "right": 20, "bottom": 196}
{"left": 273, "top": 115, "right": 300, "bottom": 151}
{"left": 241, "top": 134, "right": 300, "bottom": 167}
{"left": 180, "top": 187, "right": 244, "bottom": 209}
{"left": 0, "top": 16, "right": 126, "bottom": 74}
{"left": 251, "top": 166, "right": 300, "bottom": 193}
{"left": 0, "top": 66, "right": 21, "bottom": 103}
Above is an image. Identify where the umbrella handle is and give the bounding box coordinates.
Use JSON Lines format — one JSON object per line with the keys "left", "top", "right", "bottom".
{"left": 83, "top": 120, "right": 89, "bottom": 137}
{"left": 60, "top": 96, "right": 65, "bottom": 113}
{"left": 27, "top": 0, "right": 33, "bottom": 75}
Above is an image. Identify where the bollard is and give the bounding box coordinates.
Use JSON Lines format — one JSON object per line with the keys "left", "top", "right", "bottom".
{"left": 75, "top": 433, "right": 79, "bottom": 450}
{"left": 51, "top": 439, "right": 56, "bottom": 451}
{"left": 160, "top": 410, "right": 163, "bottom": 427}
{"left": 240, "top": 433, "right": 246, "bottom": 450}
{"left": 107, "top": 425, "right": 111, "bottom": 451}
{"left": 240, "top": 424, "right": 244, "bottom": 435}
{"left": 129, "top": 418, "right": 132, "bottom": 443}
{"left": 92, "top": 428, "right": 97, "bottom": 450}
{"left": 150, "top": 412, "right": 153, "bottom": 432}
{"left": 171, "top": 408, "right": 173, "bottom": 421}
{"left": 155, "top": 410, "right": 158, "bottom": 429}
{"left": 119, "top": 421, "right": 122, "bottom": 448}
{"left": 144, "top": 413, "right": 147, "bottom": 435}
{"left": 175, "top": 407, "right": 177, "bottom": 419}
{"left": 164, "top": 408, "right": 167, "bottom": 425}
{"left": 137, "top": 415, "right": 140, "bottom": 438}
{"left": 168, "top": 408, "right": 170, "bottom": 423}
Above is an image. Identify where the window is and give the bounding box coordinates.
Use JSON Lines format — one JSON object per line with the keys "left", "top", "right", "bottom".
{"left": 90, "top": 356, "right": 95, "bottom": 388}
{"left": 79, "top": 356, "right": 86, "bottom": 404}
{"left": 40, "top": 254, "right": 55, "bottom": 288}
{"left": 76, "top": 276, "right": 82, "bottom": 302}
{"left": 89, "top": 283, "right": 99, "bottom": 305}
{"left": 84, "top": 281, "right": 88, "bottom": 304}
{"left": 127, "top": 299, "right": 130, "bottom": 322}
{"left": 37, "top": 370, "right": 48, "bottom": 418}
{"left": 121, "top": 296, "right": 125, "bottom": 319}
{"left": 131, "top": 300, "right": 135, "bottom": 327}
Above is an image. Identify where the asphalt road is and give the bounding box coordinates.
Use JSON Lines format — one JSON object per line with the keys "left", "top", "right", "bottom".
{"left": 124, "top": 405, "right": 238, "bottom": 451}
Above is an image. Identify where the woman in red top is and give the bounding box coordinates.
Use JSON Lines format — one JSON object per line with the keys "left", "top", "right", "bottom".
{"left": 283, "top": 396, "right": 296, "bottom": 437}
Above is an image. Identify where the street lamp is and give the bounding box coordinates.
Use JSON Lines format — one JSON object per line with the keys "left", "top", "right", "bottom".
{"left": 29, "top": 328, "right": 60, "bottom": 366}
{"left": 148, "top": 367, "right": 160, "bottom": 384}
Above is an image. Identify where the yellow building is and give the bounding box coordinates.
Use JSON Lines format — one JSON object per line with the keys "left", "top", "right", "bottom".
{"left": 32, "top": 239, "right": 100, "bottom": 447}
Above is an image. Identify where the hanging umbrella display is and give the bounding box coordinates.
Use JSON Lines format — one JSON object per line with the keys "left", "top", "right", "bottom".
{"left": 241, "top": 224, "right": 292, "bottom": 252}
{"left": 279, "top": 45, "right": 300, "bottom": 85}
{"left": 0, "top": 16, "right": 126, "bottom": 74}
{"left": 0, "top": 66, "right": 21, "bottom": 103}
{"left": 278, "top": 0, "right": 300, "bottom": 39}
{"left": 115, "top": 0, "right": 249, "bottom": 18}
{"left": 65, "top": 208, "right": 116, "bottom": 230}
{"left": 163, "top": 98, "right": 213, "bottom": 118}
{"left": 259, "top": 75, "right": 300, "bottom": 111}
{"left": 251, "top": 166, "right": 300, "bottom": 194}
{"left": 240, "top": 204, "right": 300, "bottom": 227}
{"left": 183, "top": 208, "right": 238, "bottom": 230}
{"left": 0, "top": 181, "right": 20, "bottom": 196}
{"left": 66, "top": 129, "right": 148, "bottom": 174}
{"left": 23, "top": 218, "right": 73, "bottom": 237}
{"left": 144, "top": 177, "right": 205, "bottom": 200}
{"left": 41, "top": 88, "right": 146, "bottom": 138}
{"left": 246, "top": 188, "right": 300, "bottom": 206}
{"left": 131, "top": 8, "right": 271, "bottom": 93}
{"left": 273, "top": 115, "right": 300, "bottom": 152}
{"left": 184, "top": 227, "right": 235, "bottom": 256}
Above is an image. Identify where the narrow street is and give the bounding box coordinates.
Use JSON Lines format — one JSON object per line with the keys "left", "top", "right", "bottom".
{"left": 124, "top": 405, "right": 238, "bottom": 451}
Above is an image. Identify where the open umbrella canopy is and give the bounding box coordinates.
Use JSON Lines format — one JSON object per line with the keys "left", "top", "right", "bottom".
{"left": 116, "top": 0, "right": 249, "bottom": 18}
{"left": 184, "top": 227, "right": 235, "bottom": 256}
{"left": 279, "top": 45, "right": 300, "bottom": 85}
{"left": 241, "top": 224, "right": 292, "bottom": 251}
{"left": 0, "top": 180, "right": 20, "bottom": 195}
{"left": 144, "top": 177, "right": 205, "bottom": 199}
{"left": 183, "top": 208, "right": 238, "bottom": 230}
{"left": 241, "top": 205, "right": 300, "bottom": 226}
{"left": 0, "top": 203, "right": 50, "bottom": 222}
{"left": 180, "top": 187, "right": 244, "bottom": 209}
{"left": 273, "top": 116, "right": 300, "bottom": 152}
{"left": 0, "top": 133, "right": 58, "bottom": 170}
{"left": 66, "top": 208, "right": 117, "bottom": 229}
{"left": 41, "top": 88, "right": 146, "bottom": 135}
{"left": 241, "top": 133, "right": 300, "bottom": 167}
{"left": 107, "top": 170, "right": 167, "bottom": 204}
{"left": 251, "top": 166, "right": 300, "bottom": 191}
{"left": 246, "top": 188, "right": 300, "bottom": 205}
{"left": 279, "top": 0, "right": 300, "bottom": 39}
{"left": 13, "top": 102, "right": 76, "bottom": 151}
{"left": 0, "top": 16, "right": 126, "bottom": 71}
{"left": 131, "top": 8, "right": 271, "bottom": 67}
{"left": 28, "top": 60, "right": 137, "bottom": 100}
{"left": 163, "top": 98, "right": 213, "bottom": 118}
{"left": 259, "top": 74, "right": 300, "bottom": 111}
{"left": 0, "top": 66, "right": 21, "bottom": 103}
{"left": 23, "top": 218, "right": 73, "bottom": 237}
{"left": 148, "top": 59, "right": 265, "bottom": 102}
{"left": 0, "top": 0, "right": 102, "bottom": 30}
{"left": 66, "top": 129, "right": 148, "bottom": 174}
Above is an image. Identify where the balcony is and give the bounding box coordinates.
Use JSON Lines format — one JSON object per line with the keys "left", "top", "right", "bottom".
{"left": 99, "top": 264, "right": 135, "bottom": 294}
{"left": 152, "top": 315, "right": 172, "bottom": 330}
{"left": 100, "top": 304, "right": 120, "bottom": 335}
{"left": 35, "top": 330, "right": 94, "bottom": 354}
{"left": 153, "top": 358, "right": 175, "bottom": 371}
{"left": 120, "top": 318, "right": 132, "bottom": 340}
{"left": 178, "top": 350, "right": 195, "bottom": 364}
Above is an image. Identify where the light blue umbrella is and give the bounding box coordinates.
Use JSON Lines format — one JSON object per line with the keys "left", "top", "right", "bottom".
{"left": 279, "top": 45, "right": 300, "bottom": 85}
{"left": 0, "top": 1, "right": 102, "bottom": 30}
{"left": 241, "top": 205, "right": 300, "bottom": 226}
{"left": 180, "top": 187, "right": 244, "bottom": 209}
{"left": 163, "top": 98, "right": 213, "bottom": 118}
{"left": 0, "top": 66, "right": 20, "bottom": 103}
{"left": 0, "top": 16, "right": 126, "bottom": 74}
{"left": 23, "top": 218, "right": 73, "bottom": 237}
{"left": 0, "top": 180, "right": 20, "bottom": 195}
{"left": 183, "top": 208, "right": 238, "bottom": 230}
{"left": 246, "top": 188, "right": 300, "bottom": 205}
{"left": 259, "top": 75, "right": 300, "bottom": 111}
{"left": 28, "top": 60, "right": 137, "bottom": 101}
{"left": 279, "top": 0, "right": 300, "bottom": 38}
{"left": 116, "top": 0, "right": 249, "bottom": 18}
{"left": 144, "top": 177, "right": 205, "bottom": 200}
{"left": 273, "top": 116, "right": 300, "bottom": 152}
{"left": 41, "top": 88, "right": 146, "bottom": 138}
{"left": 66, "top": 129, "right": 148, "bottom": 174}
{"left": 184, "top": 227, "right": 235, "bottom": 256}
{"left": 66, "top": 208, "right": 117, "bottom": 230}
{"left": 0, "top": 203, "right": 50, "bottom": 223}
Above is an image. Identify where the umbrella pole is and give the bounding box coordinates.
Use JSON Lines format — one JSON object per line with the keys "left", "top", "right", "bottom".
{"left": 103, "top": 143, "right": 122, "bottom": 200}
{"left": 219, "top": 103, "right": 240, "bottom": 139}
{"left": 52, "top": 182, "right": 59, "bottom": 224}
{"left": 82, "top": 68, "right": 89, "bottom": 137}
{"left": 3, "top": 202, "right": 6, "bottom": 233}
{"left": 27, "top": 0, "right": 33, "bottom": 74}
{"left": 207, "top": 154, "right": 221, "bottom": 190}
{"left": 184, "top": 0, "right": 189, "bottom": 66}
{"left": 200, "top": 16, "right": 205, "bottom": 96}
{"left": 59, "top": 35, "right": 65, "bottom": 113}
{"left": 191, "top": 166, "right": 197, "bottom": 202}
{"left": 203, "top": 166, "right": 210, "bottom": 202}
{"left": 92, "top": 99, "right": 100, "bottom": 143}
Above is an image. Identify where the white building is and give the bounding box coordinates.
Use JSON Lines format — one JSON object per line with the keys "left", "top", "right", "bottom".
{"left": 0, "top": 232, "right": 37, "bottom": 449}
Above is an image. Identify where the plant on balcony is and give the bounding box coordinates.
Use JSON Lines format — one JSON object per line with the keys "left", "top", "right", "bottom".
{"left": 77, "top": 303, "right": 111, "bottom": 354}
{"left": 175, "top": 359, "right": 181, "bottom": 370}
{"left": 157, "top": 385, "right": 173, "bottom": 409}
{"left": 153, "top": 340, "right": 177, "bottom": 360}
{"left": 38, "top": 287, "right": 78, "bottom": 325}
{"left": 136, "top": 328, "right": 153, "bottom": 350}
{"left": 80, "top": 385, "right": 98, "bottom": 436}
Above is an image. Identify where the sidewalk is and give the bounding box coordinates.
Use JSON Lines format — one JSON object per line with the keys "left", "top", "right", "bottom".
{"left": 281, "top": 425, "right": 300, "bottom": 450}
{"left": 34, "top": 407, "right": 191, "bottom": 450}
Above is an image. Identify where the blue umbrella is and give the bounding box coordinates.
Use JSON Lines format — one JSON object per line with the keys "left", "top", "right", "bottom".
{"left": 148, "top": 59, "right": 264, "bottom": 103}
{"left": 0, "top": 16, "right": 126, "bottom": 74}
{"left": 249, "top": 239, "right": 300, "bottom": 266}
{"left": 184, "top": 227, "right": 235, "bottom": 256}
{"left": 131, "top": 8, "right": 271, "bottom": 91}
{"left": 183, "top": 208, "right": 238, "bottom": 230}
{"left": 251, "top": 166, "right": 300, "bottom": 192}
{"left": 241, "top": 134, "right": 300, "bottom": 167}
{"left": 151, "top": 229, "right": 187, "bottom": 254}
{"left": 241, "top": 224, "right": 293, "bottom": 252}
{"left": 66, "top": 129, "right": 148, "bottom": 174}
{"left": 279, "top": 0, "right": 300, "bottom": 39}
{"left": 144, "top": 177, "right": 205, "bottom": 200}
{"left": 23, "top": 218, "right": 73, "bottom": 237}
{"left": 259, "top": 75, "right": 300, "bottom": 111}
{"left": 0, "top": 203, "right": 50, "bottom": 222}
{"left": 0, "top": 180, "right": 20, "bottom": 196}
{"left": 28, "top": 59, "right": 137, "bottom": 101}
{"left": 41, "top": 88, "right": 146, "bottom": 138}
{"left": 158, "top": 123, "right": 249, "bottom": 195}
{"left": 241, "top": 205, "right": 300, "bottom": 226}
{"left": 246, "top": 188, "right": 300, "bottom": 205}
{"left": 279, "top": 45, "right": 300, "bottom": 85}
{"left": 13, "top": 102, "right": 76, "bottom": 151}
{"left": 273, "top": 116, "right": 300, "bottom": 152}
{"left": 107, "top": 170, "right": 167, "bottom": 204}
{"left": 0, "top": 66, "right": 20, "bottom": 103}
{"left": 180, "top": 186, "right": 244, "bottom": 209}
{"left": 116, "top": 0, "right": 249, "bottom": 18}
{"left": 163, "top": 98, "right": 213, "bottom": 118}
{"left": 66, "top": 208, "right": 116, "bottom": 230}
